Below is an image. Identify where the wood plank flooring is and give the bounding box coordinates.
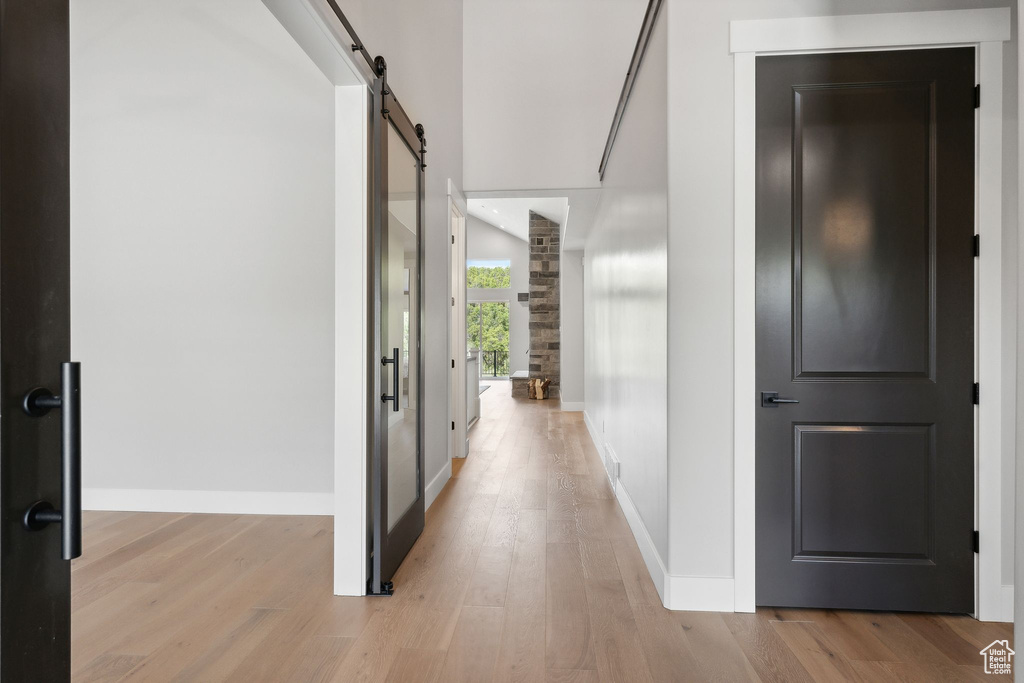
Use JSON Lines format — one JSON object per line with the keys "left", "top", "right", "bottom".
{"left": 72, "top": 381, "right": 1013, "bottom": 681}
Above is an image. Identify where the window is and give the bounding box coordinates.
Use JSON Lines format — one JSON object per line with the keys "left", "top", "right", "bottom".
{"left": 467, "top": 259, "right": 511, "bottom": 288}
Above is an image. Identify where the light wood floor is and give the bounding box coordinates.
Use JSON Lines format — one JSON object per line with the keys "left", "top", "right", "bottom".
{"left": 72, "top": 385, "right": 1012, "bottom": 681}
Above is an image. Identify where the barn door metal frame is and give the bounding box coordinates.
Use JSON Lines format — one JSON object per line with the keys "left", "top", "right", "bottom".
{"left": 367, "top": 55, "right": 427, "bottom": 596}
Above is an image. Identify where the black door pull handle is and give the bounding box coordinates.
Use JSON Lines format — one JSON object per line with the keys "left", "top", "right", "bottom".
{"left": 381, "top": 347, "right": 400, "bottom": 412}
{"left": 22, "top": 362, "right": 82, "bottom": 560}
{"left": 761, "top": 391, "right": 799, "bottom": 407}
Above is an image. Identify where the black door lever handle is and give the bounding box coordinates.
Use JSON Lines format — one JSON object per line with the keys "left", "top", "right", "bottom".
{"left": 761, "top": 391, "right": 799, "bottom": 407}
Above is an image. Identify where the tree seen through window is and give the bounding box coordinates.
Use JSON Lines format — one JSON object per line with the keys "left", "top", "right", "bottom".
{"left": 467, "top": 259, "right": 511, "bottom": 289}
{"left": 467, "top": 301, "right": 510, "bottom": 376}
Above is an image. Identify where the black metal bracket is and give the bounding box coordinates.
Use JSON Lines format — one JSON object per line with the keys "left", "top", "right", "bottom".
{"left": 367, "top": 579, "right": 394, "bottom": 596}
{"left": 415, "top": 123, "right": 427, "bottom": 169}
{"left": 375, "top": 56, "right": 391, "bottom": 117}
{"left": 973, "top": 530, "right": 979, "bottom": 553}
{"left": 24, "top": 386, "right": 61, "bottom": 416}
{"left": 23, "top": 500, "right": 61, "bottom": 532}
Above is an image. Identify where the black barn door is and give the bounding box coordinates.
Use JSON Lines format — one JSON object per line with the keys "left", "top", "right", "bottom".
{"left": 755, "top": 48, "right": 975, "bottom": 612}
{"left": 368, "top": 65, "right": 426, "bottom": 596}
{"left": 0, "top": 0, "right": 75, "bottom": 678}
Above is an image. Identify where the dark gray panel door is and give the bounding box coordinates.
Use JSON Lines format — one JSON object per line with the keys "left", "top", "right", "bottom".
{"left": 755, "top": 48, "right": 975, "bottom": 612}
{"left": 0, "top": 0, "right": 73, "bottom": 677}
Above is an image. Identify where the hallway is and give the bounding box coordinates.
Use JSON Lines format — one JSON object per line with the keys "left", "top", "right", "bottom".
{"left": 72, "top": 385, "right": 1012, "bottom": 681}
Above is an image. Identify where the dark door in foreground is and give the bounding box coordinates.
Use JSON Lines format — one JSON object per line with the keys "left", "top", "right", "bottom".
{"left": 0, "top": 0, "right": 74, "bottom": 678}
{"left": 755, "top": 48, "right": 975, "bottom": 612}
{"left": 368, "top": 72, "right": 426, "bottom": 595}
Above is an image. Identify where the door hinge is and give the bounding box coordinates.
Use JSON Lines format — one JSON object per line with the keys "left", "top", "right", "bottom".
{"left": 973, "top": 382, "right": 980, "bottom": 405}
{"left": 451, "top": 358, "right": 455, "bottom": 369}
{"left": 451, "top": 234, "right": 455, "bottom": 245}
{"left": 451, "top": 296, "right": 455, "bottom": 306}
{"left": 973, "top": 530, "right": 979, "bottom": 553}
{"left": 974, "top": 84, "right": 981, "bottom": 109}
{"left": 451, "top": 420, "right": 455, "bottom": 431}
{"left": 973, "top": 234, "right": 980, "bottom": 257}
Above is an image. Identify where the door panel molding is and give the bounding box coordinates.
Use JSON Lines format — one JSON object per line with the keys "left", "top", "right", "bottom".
{"left": 791, "top": 81, "right": 938, "bottom": 382}
{"left": 731, "top": 11, "right": 1011, "bottom": 620}
{"left": 791, "top": 424, "right": 936, "bottom": 564}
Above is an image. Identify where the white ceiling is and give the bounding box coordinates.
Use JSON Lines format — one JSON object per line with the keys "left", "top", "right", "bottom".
{"left": 466, "top": 189, "right": 602, "bottom": 251}
{"left": 467, "top": 197, "right": 568, "bottom": 244}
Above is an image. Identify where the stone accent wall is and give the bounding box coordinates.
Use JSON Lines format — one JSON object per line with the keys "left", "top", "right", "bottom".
{"left": 528, "top": 211, "right": 560, "bottom": 390}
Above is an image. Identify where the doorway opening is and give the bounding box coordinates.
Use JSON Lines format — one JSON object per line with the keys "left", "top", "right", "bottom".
{"left": 467, "top": 299, "right": 511, "bottom": 379}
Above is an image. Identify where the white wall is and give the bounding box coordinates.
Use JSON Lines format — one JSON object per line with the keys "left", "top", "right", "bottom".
{"left": 463, "top": 0, "right": 647, "bottom": 192}
{"left": 71, "top": 0, "right": 335, "bottom": 505}
{"left": 339, "top": 0, "right": 463, "bottom": 495}
{"left": 466, "top": 216, "right": 530, "bottom": 375}
{"left": 584, "top": 13, "right": 668, "bottom": 566}
{"left": 560, "top": 250, "right": 585, "bottom": 407}
{"left": 667, "top": 0, "right": 1018, "bottom": 599}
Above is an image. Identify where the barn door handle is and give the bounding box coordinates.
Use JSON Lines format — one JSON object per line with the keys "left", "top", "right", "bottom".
{"left": 21, "top": 362, "right": 82, "bottom": 560}
{"left": 761, "top": 391, "right": 799, "bottom": 407}
{"left": 381, "top": 347, "right": 399, "bottom": 412}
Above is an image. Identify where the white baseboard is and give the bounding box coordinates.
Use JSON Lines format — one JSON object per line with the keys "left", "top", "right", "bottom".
{"left": 583, "top": 409, "right": 602, "bottom": 450}
{"left": 614, "top": 479, "right": 736, "bottom": 612}
{"left": 665, "top": 575, "right": 736, "bottom": 612}
{"left": 560, "top": 401, "right": 585, "bottom": 412}
{"left": 614, "top": 481, "right": 669, "bottom": 605}
{"left": 425, "top": 459, "right": 452, "bottom": 511}
{"left": 83, "top": 488, "right": 333, "bottom": 515}
{"left": 581, "top": 411, "right": 736, "bottom": 613}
